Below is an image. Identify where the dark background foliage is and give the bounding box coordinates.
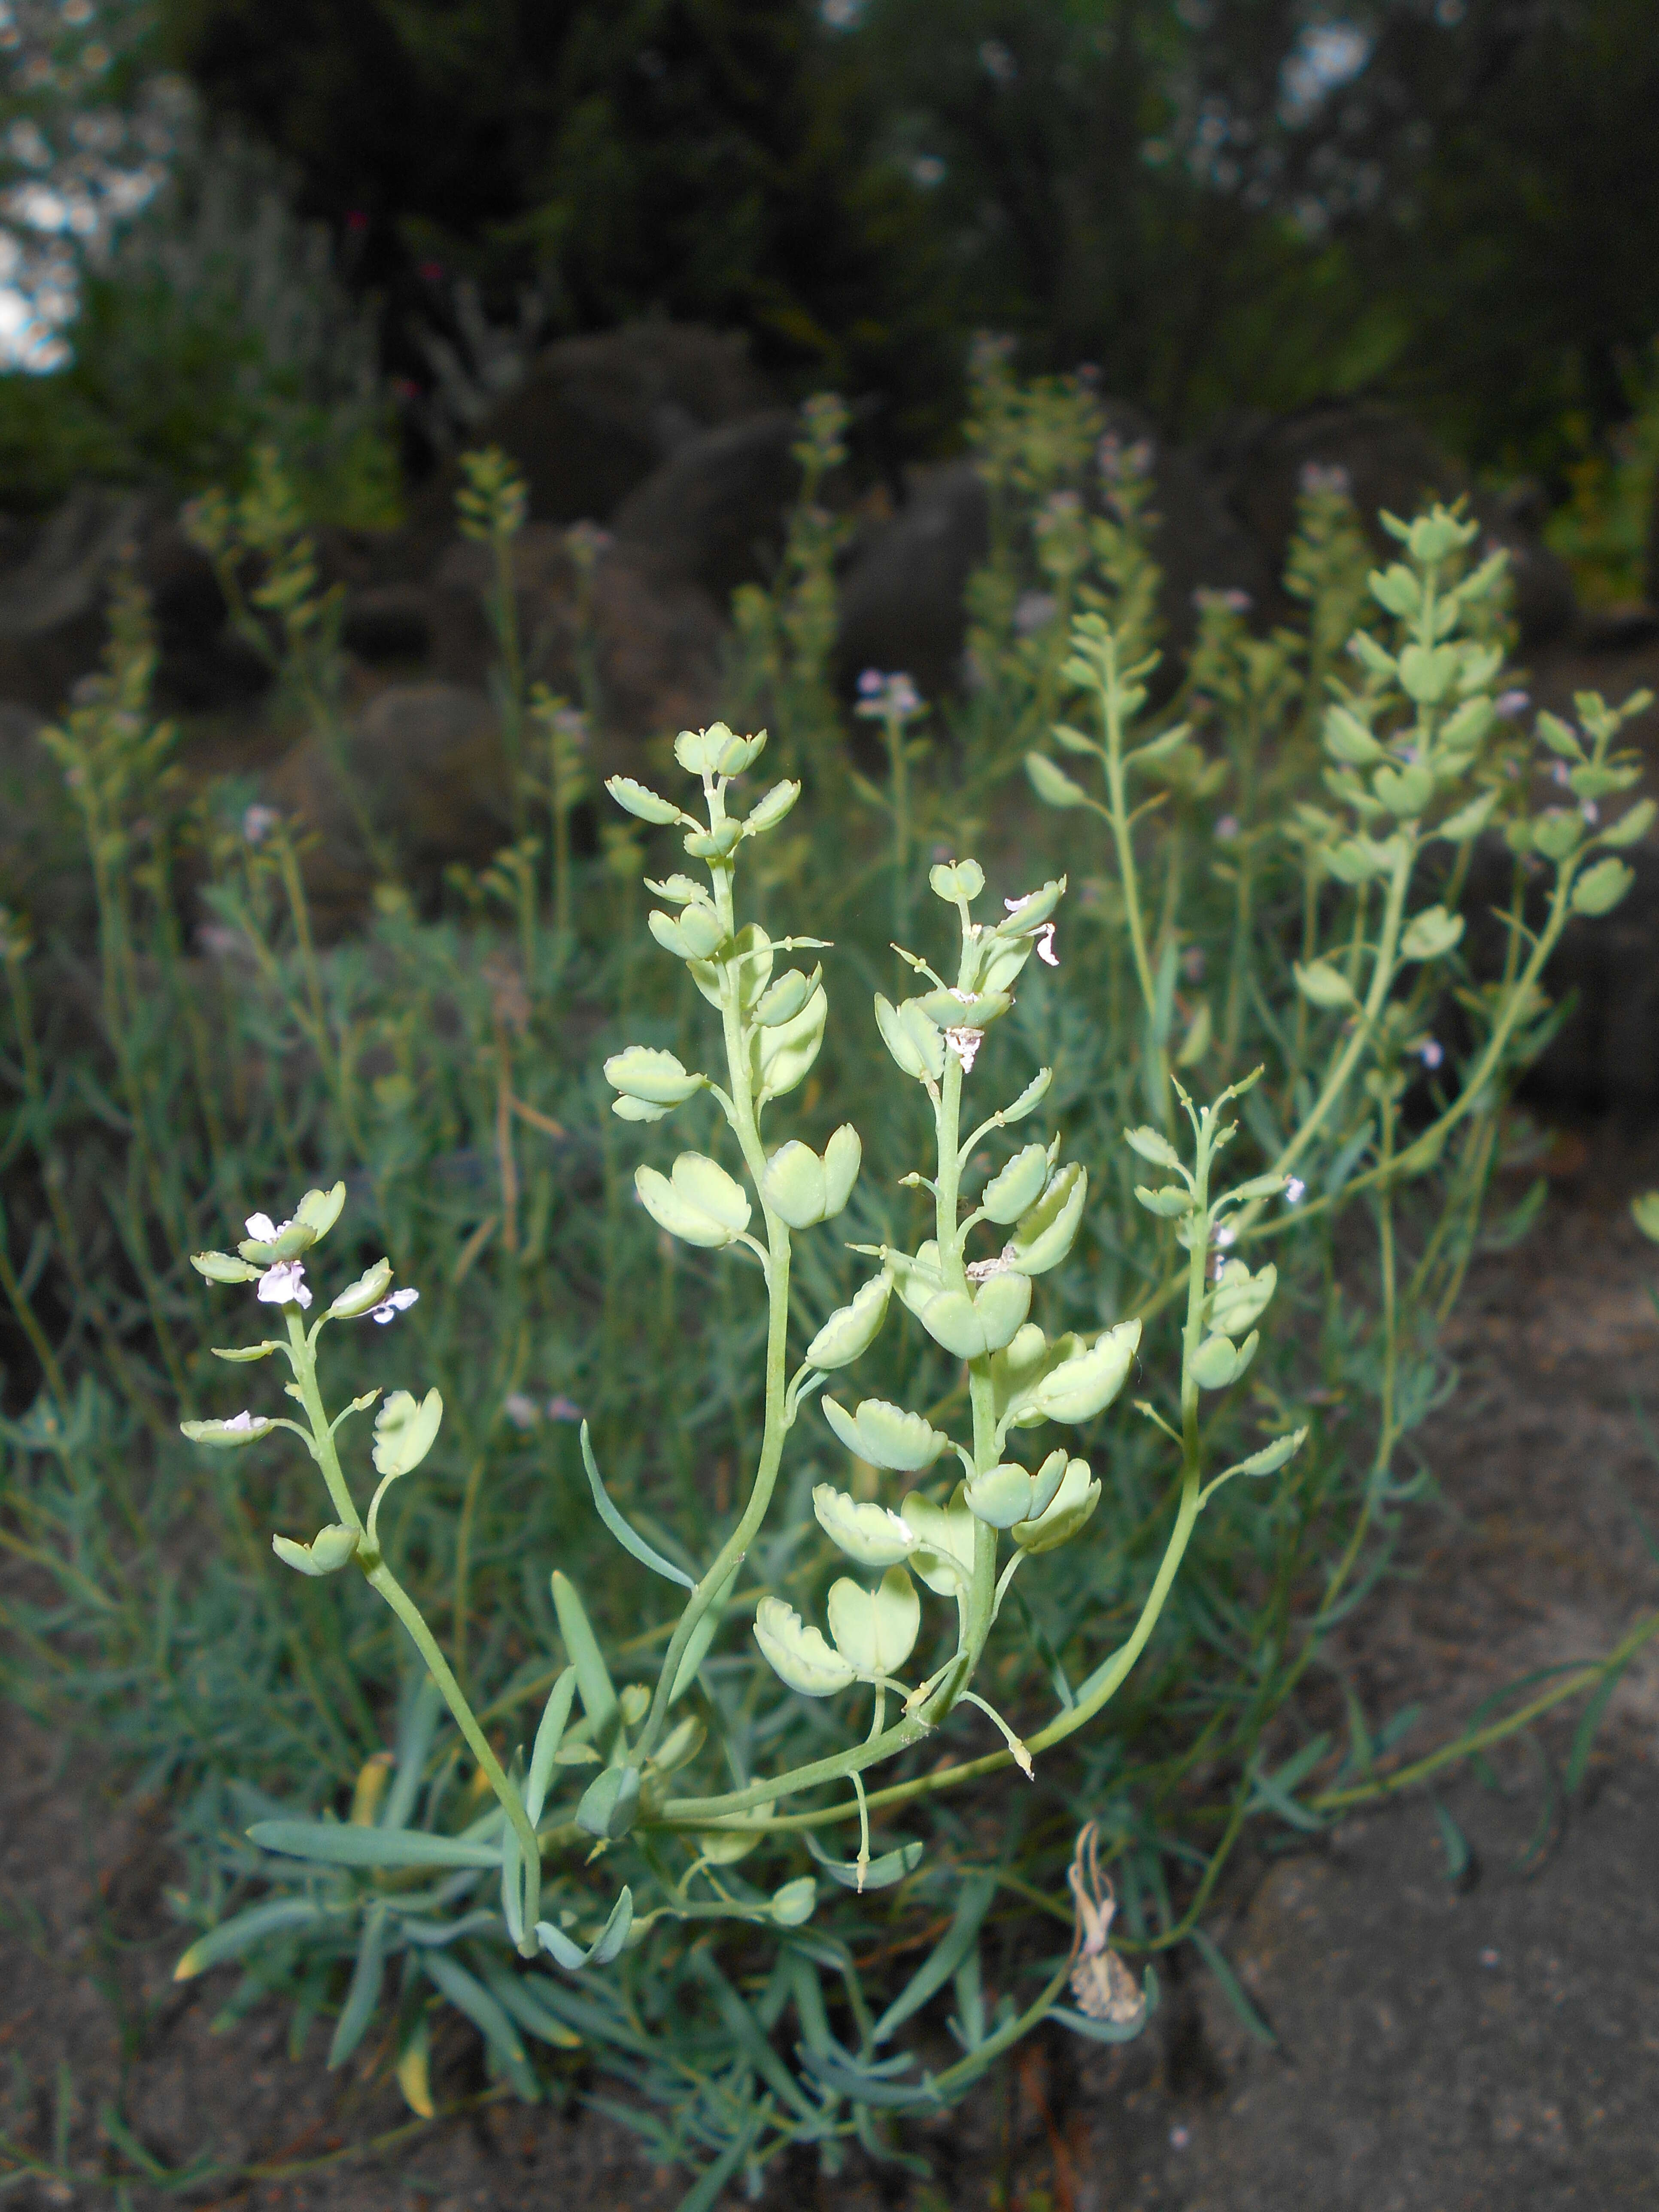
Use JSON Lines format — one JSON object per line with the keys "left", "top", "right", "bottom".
{"left": 144, "top": 0, "right": 1659, "bottom": 477}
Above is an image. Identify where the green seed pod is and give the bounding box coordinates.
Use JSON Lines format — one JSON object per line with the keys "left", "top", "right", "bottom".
{"left": 1572, "top": 858, "right": 1635, "bottom": 916}
{"left": 994, "top": 877, "right": 1066, "bottom": 938}
{"left": 874, "top": 994, "right": 945, "bottom": 1082}
{"left": 1207, "top": 1261, "right": 1277, "bottom": 1339}
{"left": 746, "top": 779, "right": 800, "bottom": 833}
{"left": 1373, "top": 762, "right": 1435, "bottom": 816}
{"left": 964, "top": 1461, "right": 1034, "bottom": 1528}
{"left": 272, "top": 1522, "right": 360, "bottom": 1576}
{"left": 604, "top": 1044, "right": 706, "bottom": 1108}
{"left": 982, "top": 1141, "right": 1053, "bottom": 1223}
{"left": 929, "top": 858, "right": 985, "bottom": 904}
{"left": 763, "top": 1140, "right": 827, "bottom": 1228}
{"left": 1400, "top": 905, "right": 1465, "bottom": 961}
{"left": 753, "top": 984, "right": 826, "bottom": 1102}
{"left": 636, "top": 1155, "right": 752, "bottom": 1249}
{"left": 754, "top": 1596, "right": 856, "bottom": 1696}
{"left": 900, "top": 1490, "right": 976, "bottom": 1597}
{"left": 827, "top": 1567, "right": 920, "bottom": 1677}
{"left": 606, "top": 775, "right": 684, "bottom": 826}
{"left": 822, "top": 1124, "right": 862, "bottom": 1216}
{"left": 1530, "top": 811, "right": 1583, "bottom": 863}
{"left": 181, "top": 1410, "right": 276, "bottom": 1446}
{"left": 1295, "top": 960, "right": 1355, "bottom": 1009}
{"left": 1135, "top": 1184, "right": 1194, "bottom": 1218}
{"left": 1008, "top": 1163, "right": 1087, "bottom": 1274}
{"left": 1191, "top": 1329, "right": 1260, "bottom": 1391}
{"left": 917, "top": 1267, "right": 1032, "bottom": 1360}
{"left": 1029, "top": 1319, "right": 1141, "bottom": 1423}
{"left": 771, "top": 1876, "right": 817, "bottom": 1926}
{"left": 822, "top": 1395, "right": 950, "bottom": 1472}
{"left": 804, "top": 1275, "right": 891, "bottom": 1369}
{"left": 1011, "top": 1458, "right": 1099, "bottom": 1553}
{"left": 191, "top": 1249, "right": 261, "bottom": 1284}
{"left": 372, "top": 1388, "right": 443, "bottom": 1478}
{"left": 753, "top": 966, "right": 816, "bottom": 1027}
{"left": 328, "top": 1258, "right": 395, "bottom": 1319}
{"left": 813, "top": 1484, "right": 918, "bottom": 1566}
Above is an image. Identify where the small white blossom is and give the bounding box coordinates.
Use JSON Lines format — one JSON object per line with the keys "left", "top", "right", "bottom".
{"left": 1284, "top": 1177, "right": 1306, "bottom": 1205}
{"left": 1419, "top": 1038, "right": 1444, "bottom": 1070}
{"left": 1013, "top": 590, "right": 1058, "bottom": 636}
{"left": 1036, "top": 922, "right": 1059, "bottom": 967}
{"left": 1214, "top": 815, "right": 1240, "bottom": 842}
{"left": 258, "top": 1261, "right": 312, "bottom": 1308}
{"left": 1495, "top": 690, "right": 1530, "bottom": 720}
{"left": 370, "top": 1286, "right": 419, "bottom": 1325}
{"left": 242, "top": 804, "right": 280, "bottom": 845}
{"left": 504, "top": 1392, "right": 540, "bottom": 1430}
{"left": 225, "top": 1410, "right": 258, "bottom": 1432}
{"left": 245, "top": 1211, "right": 281, "bottom": 1241}
{"left": 944, "top": 1025, "right": 982, "bottom": 1073}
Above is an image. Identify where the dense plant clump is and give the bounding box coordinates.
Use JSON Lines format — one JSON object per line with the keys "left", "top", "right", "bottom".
{"left": 2, "top": 368, "right": 1656, "bottom": 2203}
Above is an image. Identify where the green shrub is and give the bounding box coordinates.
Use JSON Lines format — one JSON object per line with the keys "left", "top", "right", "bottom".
{"left": 1, "top": 380, "right": 1654, "bottom": 2204}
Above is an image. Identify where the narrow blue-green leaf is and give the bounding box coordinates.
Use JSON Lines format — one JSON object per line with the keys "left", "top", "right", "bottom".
{"left": 526, "top": 1667, "right": 578, "bottom": 1826}
{"left": 676, "top": 2112, "right": 764, "bottom": 2212}
{"left": 382, "top": 1676, "right": 444, "bottom": 1832}
{"left": 693, "top": 1954, "right": 822, "bottom": 2123}
{"left": 174, "top": 1898, "right": 327, "bottom": 1979}
{"left": 1050, "top": 2002, "right": 1151, "bottom": 2046}
{"left": 671, "top": 1560, "right": 739, "bottom": 1704}
{"left": 420, "top": 1948, "right": 538, "bottom": 2099}
{"left": 248, "top": 1819, "right": 501, "bottom": 1871}
{"left": 580, "top": 1422, "right": 695, "bottom": 1589}
{"left": 1429, "top": 1794, "right": 1472, "bottom": 1887}
{"left": 795, "top": 2043, "right": 942, "bottom": 2109}
{"left": 550, "top": 1569, "right": 617, "bottom": 1743}
{"left": 1188, "top": 1928, "right": 1276, "bottom": 2046}
{"left": 1566, "top": 1658, "right": 1632, "bottom": 1796}
{"left": 872, "top": 1872, "right": 996, "bottom": 2044}
{"left": 328, "top": 1903, "right": 390, "bottom": 2069}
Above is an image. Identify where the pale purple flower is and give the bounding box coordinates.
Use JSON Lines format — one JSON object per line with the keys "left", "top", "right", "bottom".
{"left": 224, "top": 1410, "right": 258, "bottom": 1433}
{"left": 1214, "top": 815, "right": 1240, "bottom": 842}
{"left": 1298, "top": 462, "right": 1350, "bottom": 498}
{"left": 1193, "top": 586, "right": 1253, "bottom": 616}
{"left": 546, "top": 1395, "right": 584, "bottom": 1422}
{"left": 945, "top": 1025, "right": 982, "bottom": 1073}
{"left": 504, "top": 1392, "right": 541, "bottom": 1430}
{"left": 370, "top": 1286, "right": 419, "bottom": 1325}
{"left": 258, "top": 1261, "right": 312, "bottom": 1309}
{"left": 1013, "top": 590, "right": 1058, "bottom": 636}
{"left": 1419, "top": 1038, "right": 1444, "bottom": 1070}
{"left": 1495, "top": 690, "right": 1530, "bottom": 720}
{"left": 1551, "top": 760, "right": 1571, "bottom": 787}
{"left": 855, "top": 670, "right": 923, "bottom": 722}
{"left": 1582, "top": 801, "right": 1599, "bottom": 824}
{"left": 242, "top": 804, "right": 279, "bottom": 845}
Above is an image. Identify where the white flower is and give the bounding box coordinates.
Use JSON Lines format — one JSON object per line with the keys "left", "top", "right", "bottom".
{"left": 225, "top": 1410, "right": 258, "bottom": 1432}
{"left": 245, "top": 1211, "right": 281, "bottom": 1241}
{"left": 944, "top": 1024, "right": 982, "bottom": 1073}
{"left": 1419, "top": 1038, "right": 1444, "bottom": 1070}
{"left": 370, "top": 1286, "right": 419, "bottom": 1325}
{"left": 242, "top": 804, "right": 280, "bottom": 845}
{"left": 503, "top": 1391, "right": 540, "bottom": 1430}
{"left": 1035, "top": 922, "right": 1059, "bottom": 967}
{"left": 1284, "top": 1177, "right": 1306, "bottom": 1205}
{"left": 1214, "top": 815, "right": 1240, "bottom": 842}
{"left": 258, "top": 1261, "right": 312, "bottom": 1308}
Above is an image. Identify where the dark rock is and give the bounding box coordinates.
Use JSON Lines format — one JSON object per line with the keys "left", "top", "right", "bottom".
{"left": 342, "top": 582, "right": 434, "bottom": 664}
{"left": 428, "top": 526, "right": 723, "bottom": 764}
{"left": 264, "top": 682, "right": 511, "bottom": 933}
{"left": 833, "top": 421, "right": 1272, "bottom": 703}
{"left": 610, "top": 408, "right": 804, "bottom": 602}
{"left": 0, "top": 483, "right": 159, "bottom": 713}
{"left": 401, "top": 322, "right": 776, "bottom": 555}
{"left": 1212, "top": 400, "right": 1577, "bottom": 645}
{"left": 833, "top": 461, "right": 989, "bottom": 702}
